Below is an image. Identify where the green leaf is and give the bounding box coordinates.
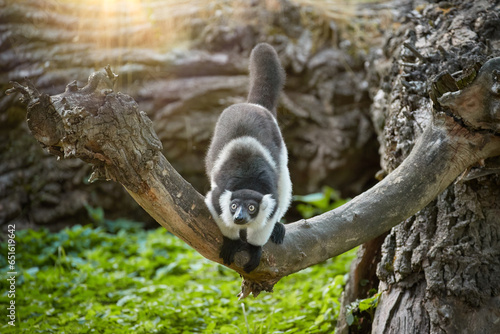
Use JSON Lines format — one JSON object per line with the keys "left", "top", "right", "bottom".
{"left": 358, "top": 292, "right": 381, "bottom": 312}
{"left": 346, "top": 312, "right": 355, "bottom": 326}
{"left": 116, "top": 295, "right": 137, "bottom": 307}
{"left": 358, "top": 299, "right": 372, "bottom": 312}
{"left": 294, "top": 186, "right": 350, "bottom": 218}
{"left": 293, "top": 192, "right": 325, "bottom": 204}
{"left": 85, "top": 205, "right": 105, "bottom": 223}
{"left": 25, "top": 266, "right": 40, "bottom": 277}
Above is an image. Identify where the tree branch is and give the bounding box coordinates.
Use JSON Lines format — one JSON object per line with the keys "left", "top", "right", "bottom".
{"left": 7, "top": 59, "right": 500, "bottom": 298}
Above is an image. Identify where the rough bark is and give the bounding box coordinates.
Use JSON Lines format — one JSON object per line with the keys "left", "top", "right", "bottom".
{"left": 1, "top": 0, "right": 379, "bottom": 229}
{"left": 356, "top": 0, "right": 500, "bottom": 333}
{"left": 7, "top": 50, "right": 500, "bottom": 297}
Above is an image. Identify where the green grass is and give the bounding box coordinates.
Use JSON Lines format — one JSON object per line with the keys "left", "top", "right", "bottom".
{"left": 0, "top": 222, "right": 356, "bottom": 333}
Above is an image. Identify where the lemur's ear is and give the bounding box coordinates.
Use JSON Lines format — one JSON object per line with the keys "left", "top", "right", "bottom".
{"left": 261, "top": 194, "right": 276, "bottom": 212}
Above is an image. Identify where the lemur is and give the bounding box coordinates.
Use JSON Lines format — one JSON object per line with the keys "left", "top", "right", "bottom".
{"left": 205, "top": 43, "right": 292, "bottom": 273}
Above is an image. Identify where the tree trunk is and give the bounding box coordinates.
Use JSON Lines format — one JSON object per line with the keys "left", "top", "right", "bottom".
{"left": 1, "top": 0, "right": 379, "bottom": 229}
{"left": 341, "top": 0, "right": 500, "bottom": 333}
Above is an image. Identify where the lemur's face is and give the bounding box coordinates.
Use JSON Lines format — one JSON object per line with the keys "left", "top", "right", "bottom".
{"left": 230, "top": 198, "right": 260, "bottom": 225}
{"left": 218, "top": 189, "right": 276, "bottom": 228}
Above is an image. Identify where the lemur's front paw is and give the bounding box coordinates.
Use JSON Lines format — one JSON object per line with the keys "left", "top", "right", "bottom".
{"left": 219, "top": 237, "right": 243, "bottom": 265}
{"left": 270, "top": 222, "right": 285, "bottom": 244}
{"left": 243, "top": 244, "right": 262, "bottom": 273}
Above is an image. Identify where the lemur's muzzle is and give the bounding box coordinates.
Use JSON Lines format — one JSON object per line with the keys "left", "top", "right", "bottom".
{"left": 233, "top": 207, "right": 249, "bottom": 225}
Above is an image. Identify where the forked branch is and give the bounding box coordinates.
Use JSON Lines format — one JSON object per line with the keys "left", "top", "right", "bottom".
{"left": 7, "top": 59, "right": 500, "bottom": 298}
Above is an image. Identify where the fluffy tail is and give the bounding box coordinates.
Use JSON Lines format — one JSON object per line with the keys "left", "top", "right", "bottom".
{"left": 247, "top": 43, "right": 285, "bottom": 115}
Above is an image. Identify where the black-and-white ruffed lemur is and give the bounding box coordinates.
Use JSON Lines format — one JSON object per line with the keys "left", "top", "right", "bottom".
{"left": 205, "top": 43, "right": 292, "bottom": 273}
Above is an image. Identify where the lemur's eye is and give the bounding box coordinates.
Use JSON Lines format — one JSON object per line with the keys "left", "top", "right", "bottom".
{"left": 231, "top": 203, "right": 238, "bottom": 210}
{"left": 248, "top": 205, "right": 255, "bottom": 212}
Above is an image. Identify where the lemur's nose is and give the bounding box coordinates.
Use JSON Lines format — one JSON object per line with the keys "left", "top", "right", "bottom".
{"left": 234, "top": 217, "right": 246, "bottom": 224}
{"left": 234, "top": 207, "right": 247, "bottom": 225}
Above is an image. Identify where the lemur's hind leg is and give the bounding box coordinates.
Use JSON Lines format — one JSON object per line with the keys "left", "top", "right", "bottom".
{"left": 243, "top": 244, "right": 262, "bottom": 273}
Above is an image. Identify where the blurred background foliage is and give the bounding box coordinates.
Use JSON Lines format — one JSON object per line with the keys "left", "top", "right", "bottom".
{"left": 0, "top": 197, "right": 357, "bottom": 333}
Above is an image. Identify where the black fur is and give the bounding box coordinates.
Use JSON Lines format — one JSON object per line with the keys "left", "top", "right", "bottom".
{"left": 243, "top": 244, "right": 263, "bottom": 273}
{"left": 217, "top": 145, "right": 277, "bottom": 195}
{"left": 220, "top": 237, "right": 245, "bottom": 265}
{"left": 270, "top": 222, "right": 286, "bottom": 244}
{"left": 247, "top": 43, "right": 285, "bottom": 114}
{"left": 205, "top": 104, "right": 283, "bottom": 175}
